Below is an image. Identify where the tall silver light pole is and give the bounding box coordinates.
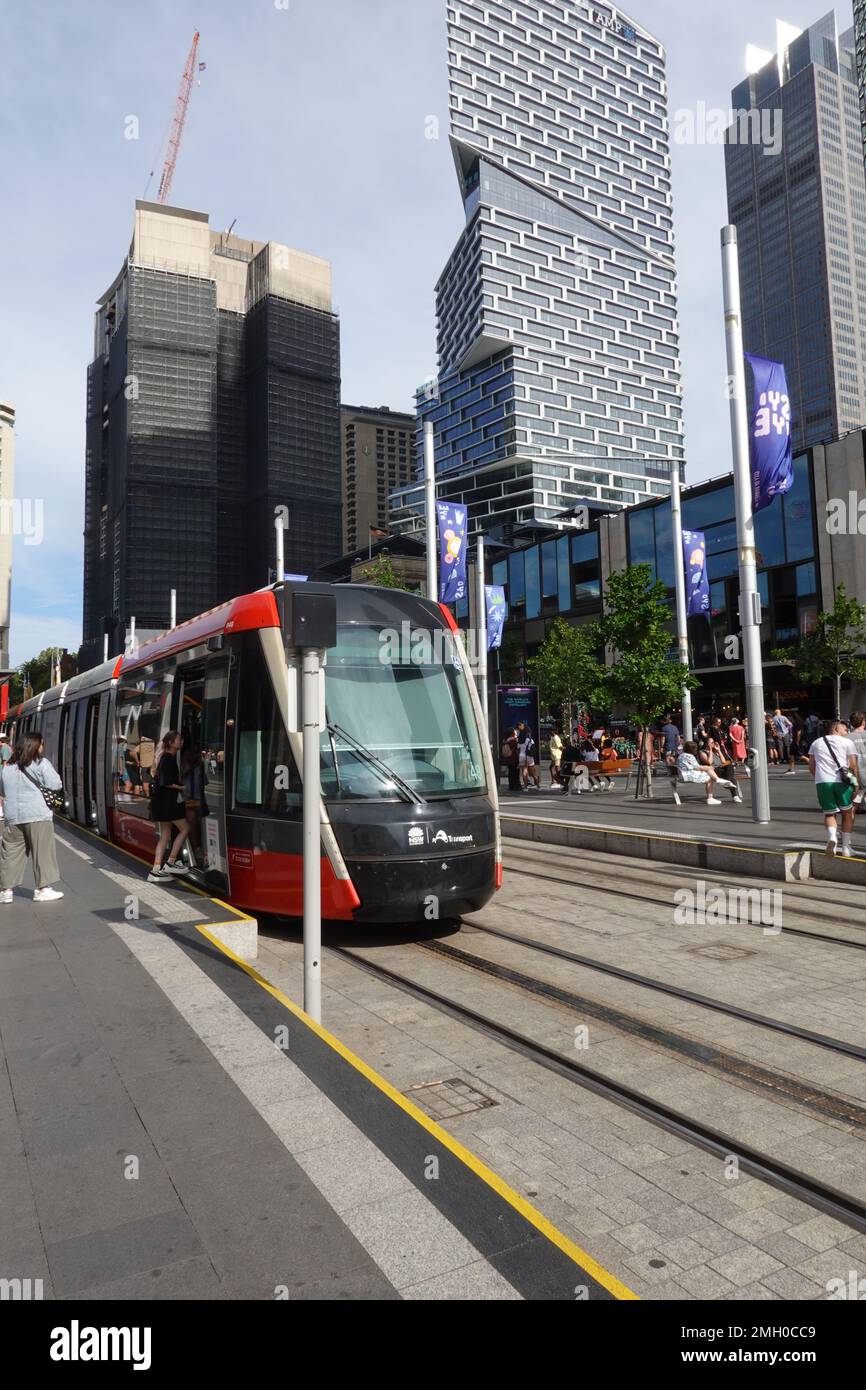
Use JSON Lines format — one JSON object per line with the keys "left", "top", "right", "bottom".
{"left": 476, "top": 534, "right": 488, "bottom": 733}
{"left": 424, "top": 421, "right": 438, "bottom": 602}
{"left": 670, "top": 462, "right": 693, "bottom": 742}
{"left": 275, "top": 512, "right": 285, "bottom": 583}
{"left": 170, "top": 589, "right": 177, "bottom": 629}
{"left": 721, "top": 225, "right": 771, "bottom": 825}
{"left": 103, "top": 634, "right": 109, "bottom": 663}
{"left": 302, "top": 647, "right": 322, "bottom": 1021}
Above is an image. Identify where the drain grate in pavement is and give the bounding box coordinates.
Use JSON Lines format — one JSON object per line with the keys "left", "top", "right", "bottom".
{"left": 682, "top": 941, "right": 758, "bottom": 962}
{"left": 403, "top": 1077, "right": 499, "bottom": 1120}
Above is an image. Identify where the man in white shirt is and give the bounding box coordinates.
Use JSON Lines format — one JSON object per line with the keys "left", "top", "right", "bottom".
{"left": 809, "top": 720, "right": 859, "bottom": 856}
{"left": 772, "top": 708, "right": 795, "bottom": 774}
{"left": 848, "top": 712, "right": 866, "bottom": 797}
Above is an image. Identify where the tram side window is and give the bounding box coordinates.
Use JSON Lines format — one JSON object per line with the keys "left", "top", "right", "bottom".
{"left": 235, "top": 636, "right": 300, "bottom": 815}
{"left": 114, "top": 676, "right": 167, "bottom": 802}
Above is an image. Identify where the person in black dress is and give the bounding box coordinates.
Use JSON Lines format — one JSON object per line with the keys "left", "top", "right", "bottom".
{"left": 148, "top": 730, "right": 191, "bottom": 883}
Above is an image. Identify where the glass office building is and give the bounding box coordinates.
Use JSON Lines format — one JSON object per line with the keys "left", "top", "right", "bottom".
{"left": 488, "top": 449, "right": 829, "bottom": 713}
{"left": 726, "top": 12, "right": 866, "bottom": 451}
{"left": 400, "top": 1, "right": 684, "bottom": 537}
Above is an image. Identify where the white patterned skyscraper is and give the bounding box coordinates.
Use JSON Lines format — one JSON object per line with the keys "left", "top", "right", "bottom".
{"left": 399, "top": 1, "right": 685, "bottom": 534}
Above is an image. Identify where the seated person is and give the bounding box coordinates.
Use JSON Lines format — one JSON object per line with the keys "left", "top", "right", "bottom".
{"left": 676, "top": 741, "right": 741, "bottom": 805}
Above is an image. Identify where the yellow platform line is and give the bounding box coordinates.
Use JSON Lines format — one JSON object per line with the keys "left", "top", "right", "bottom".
{"left": 195, "top": 921, "right": 638, "bottom": 1302}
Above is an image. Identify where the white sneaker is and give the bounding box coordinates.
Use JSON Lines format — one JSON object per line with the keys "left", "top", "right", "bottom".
{"left": 33, "top": 887, "right": 63, "bottom": 902}
{"left": 0, "top": 889, "right": 12, "bottom": 904}
{"left": 147, "top": 869, "right": 171, "bottom": 883}
{"left": 732, "top": 795, "right": 743, "bottom": 804}
{"left": 706, "top": 797, "right": 723, "bottom": 805}
{"left": 841, "top": 845, "right": 853, "bottom": 858}
{"left": 825, "top": 841, "right": 838, "bottom": 857}
{"left": 164, "top": 862, "right": 189, "bottom": 876}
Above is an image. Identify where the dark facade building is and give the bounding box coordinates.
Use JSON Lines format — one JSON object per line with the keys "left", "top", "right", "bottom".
{"left": 341, "top": 405, "right": 414, "bottom": 553}
{"left": 725, "top": 12, "right": 866, "bottom": 453}
{"left": 82, "top": 202, "right": 341, "bottom": 669}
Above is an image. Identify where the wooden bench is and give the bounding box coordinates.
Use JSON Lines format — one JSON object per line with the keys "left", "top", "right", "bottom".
{"left": 557, "top": 758, "right": 634, "bottom": 794}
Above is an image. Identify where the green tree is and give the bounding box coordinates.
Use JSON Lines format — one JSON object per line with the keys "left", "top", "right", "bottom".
{"left": 528, "top": 618, "right": 607, "bottom": 730}
{"left": 598, "top": 564, "right": 698, "bottom": 798}
{"left": 364, "top": 554, "right": 404, "bottom": 589}
{"left": 772, "top": 581, "right": 866, "bottom": 718}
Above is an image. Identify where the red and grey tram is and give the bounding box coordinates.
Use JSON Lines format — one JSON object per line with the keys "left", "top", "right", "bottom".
{"left": 7, "top": 583, "right": 501, "bottom": 922}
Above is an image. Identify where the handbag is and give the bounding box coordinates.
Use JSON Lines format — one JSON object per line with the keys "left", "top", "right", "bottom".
{"left": 822, "top": 736, "right": 859, "bottom": 790}
{"left": 20, "top": 763, "right": 65, "bottom": 812}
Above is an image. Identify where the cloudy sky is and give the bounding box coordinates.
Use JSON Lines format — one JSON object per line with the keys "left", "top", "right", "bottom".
{"left": 0, "top": 0, "right": 852, "bottom": 665}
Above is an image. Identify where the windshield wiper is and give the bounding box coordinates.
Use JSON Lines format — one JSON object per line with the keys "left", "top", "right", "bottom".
{"left": 327, "top": 722, "right": 426, "bottom": 806}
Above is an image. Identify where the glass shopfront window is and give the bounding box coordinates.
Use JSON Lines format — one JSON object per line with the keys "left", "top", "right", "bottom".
{"left": 524, "top": 546, "right": 541, "bottom": 620}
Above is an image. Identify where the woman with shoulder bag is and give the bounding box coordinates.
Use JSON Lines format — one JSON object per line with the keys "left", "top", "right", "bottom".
{"left": 0, "top": 730, "right": 65, "bottom": 902}
{"left": 148, "top": 731, "right": 191, "bottom": 883}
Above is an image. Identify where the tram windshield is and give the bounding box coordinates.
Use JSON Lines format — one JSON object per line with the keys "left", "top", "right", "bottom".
{"left": 321, "top": 623, "right": 486, "bottom": 800}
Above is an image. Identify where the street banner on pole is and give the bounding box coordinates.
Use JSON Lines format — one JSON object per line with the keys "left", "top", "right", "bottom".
{"left": 745, "top": 353, "right": 793, "bottom": 513}
{"left": 682, "top": 530, "right": 710, "bottom": 617}
{"left": 436, "top": 501, "right": 468, "bottom": 604}
{"left": 485, "top": 586, "right": 506, "bottom": 650}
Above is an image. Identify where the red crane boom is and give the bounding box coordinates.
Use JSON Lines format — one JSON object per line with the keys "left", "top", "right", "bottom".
{"left": 157, "top": 31, "right": 201, "bottom": 205}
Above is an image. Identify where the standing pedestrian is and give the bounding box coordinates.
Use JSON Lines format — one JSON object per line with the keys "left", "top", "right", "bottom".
{"left": 660, "top": 713, "right": 681, "bottom": 761}
{"left": 772, "top": 708, "right": 796, "bottom": 773}
{"left": 148, "top": 730, "right": 191, "bottom": 882}
{"left": 0, "top": 734, "right": 11, "bottom": 820}
{"left": 500, "top": 727, "right": 520, "bottom": 792}
{"left": 847, "top": 711, "right": 866, "bottom": 810}
{"left": 516, "top": 723, "right": 540, "bottom": 790}
{"left": 548, "top": 726, "right": 564, "bottom": 789}
{"left": 0, "top": 731, "right": 64, "bottom": 902}
{"left": 809, "top": 719, "right": 858, "bottom": 856}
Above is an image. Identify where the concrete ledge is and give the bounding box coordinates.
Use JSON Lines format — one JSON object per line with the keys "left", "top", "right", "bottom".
{"left": 795, "top": 848, "right": 866, "bottom": 886}
{"left": 501, "top": 814, "right": 812, "bottom": 883}
{"left": 205, "top": 916, "right": 258, "bottom": 961}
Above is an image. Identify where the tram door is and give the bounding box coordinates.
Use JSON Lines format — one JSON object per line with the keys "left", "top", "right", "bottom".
{"left": 72, "top": 700, "right": 88, "bottom": 825}
{"left": 94, "top": 691, "right": 110, "bottom": 837}
{"left": 178, "top": 660, "right": 229, "bottom": 893}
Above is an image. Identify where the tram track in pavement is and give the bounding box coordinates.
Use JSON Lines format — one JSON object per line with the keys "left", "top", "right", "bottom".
{"left": 501, "top": 849, "right": 866, "bottom": 952}
{"left": 327, "top": 941, "right": 866, "bottom": 1241}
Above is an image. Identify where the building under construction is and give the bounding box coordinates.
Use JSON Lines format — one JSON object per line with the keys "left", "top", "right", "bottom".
{"left": 81, "top": 200, "right": 341, "bottom": 669}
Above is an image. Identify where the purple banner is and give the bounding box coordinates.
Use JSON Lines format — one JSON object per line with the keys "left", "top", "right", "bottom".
{"left": 436, "top": 501, "right": 468, "bottom": 605}
{"left": 745, "top": 353, "right": 793, "bottom": 513}
{"left": 485, "top": 585, "right": 506, "bottom": 650}
{"left": 682, "top": 530, "right": 710, "bottom": 617}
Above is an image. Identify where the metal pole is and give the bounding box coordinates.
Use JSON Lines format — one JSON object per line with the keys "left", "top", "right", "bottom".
{"left": 129, "top": 616, "right": 136, "bottom": 652}
{"left": 302, "top": 647, "right": 322, "bottom": 1022}
{"left": 103, "top": 633, "right": 109, "bottom": 663}
{"left": 670, "top": 461, "right": 693, "bottom": 742}
{"left": 476, "top": 534, "right": 488, "bottom": 733}
{"left": 170, "top": 589, "right": 177, "bottom": 629}
{"left": 721, "top": 225, "right": 771, "bottom": 824}
{"left": 424, "top": 421, "right": 438, "bottom": 601}
{"left": 275, "top": 513, "right": 285, "bottom": 584}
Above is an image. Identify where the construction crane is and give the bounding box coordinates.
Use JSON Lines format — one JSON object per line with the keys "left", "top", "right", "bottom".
{"left": 145, "top": 31, "right": 203, "bottom": 206}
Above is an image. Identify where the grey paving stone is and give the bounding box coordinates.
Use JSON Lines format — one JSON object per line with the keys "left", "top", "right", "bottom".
{"left": 786, "top": 1214, "right": 854, "bottom": 1253}
{"left": 27, "top": 1141, "right": 181, "bottom": 1245}
{"left": 46, "top": 1209, "right": 205, "bottom": 1298}
{"left": 81, "top": 1255, "right": 226, "bottom": 1302}
{"left": 402, "top": 1259, "right": 522, "bottom": 1301}
{"left": 708, "top": 1246, "right": 785, "bottom": 1287}
{"left": 340, "top": 1189, "right": 497, "bottom": 1292}
{"left": 672, "top": 1264, "right": 737, "bottom": 1299}
{"left": 295, "top": 1135, "right": 415, "bottom": 1213}
{"left": 761, "top": 1268, "right": 826, "bottom": 1300}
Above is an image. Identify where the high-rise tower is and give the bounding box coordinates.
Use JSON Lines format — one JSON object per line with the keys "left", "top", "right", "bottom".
{"left": 82, "top": 202, "right": 341, "bottom": 668}
{"left": 727, "top": 13, "right": 866, "bottom": 450}
{"left": 396, "top": 1, "right": 684, "bottom": 536}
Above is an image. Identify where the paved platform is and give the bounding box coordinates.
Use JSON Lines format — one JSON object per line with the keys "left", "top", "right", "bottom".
{"left": 0, "top": 824, "right": 631, "bottom": 1301}
{"left": 499, "top": 766, "right": 851, "bottom": 853}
